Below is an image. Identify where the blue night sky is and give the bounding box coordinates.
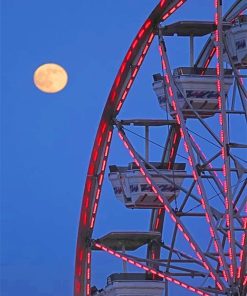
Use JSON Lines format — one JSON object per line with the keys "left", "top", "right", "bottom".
{"left": 2, "top": 1, "right": 238, "bottom": 296}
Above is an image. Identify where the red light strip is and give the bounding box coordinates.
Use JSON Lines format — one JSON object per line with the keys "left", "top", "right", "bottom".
{"left": 94, "top": 242, "right": 211, "bottom": 296}
{"left": 151, "top": 207, "right": 164, "bottom": 278}
{"left": 115, "top": 18, "right": 153, "bottom": 109}
{"left": 89, "top": 129, "right": 113, "bottom": 229}
{"left": 162, "top": 0, "right": 186, "bottom": 21}
{"left": 168, "top": 131, "right": 179, "bottom": 169}
{"left": 154, "top": 208, "right": 163, "bottom": 230}
{"left": 243, "top": 275, "right": 247, "bottom": 286}
{"left": 86, "top": 251, "right": 91, "bottom": 296}
{"left": 214, "top": 0, "right": 237, "bottom": 281}
{"left": 75, "top": 247, "right": 85, "bottom": 294}
{"left": 116, "top": 32, "right": 154, "bottom": 112}
{"left": 117, "top": 128, "right": 225, "bottom": 291}
{"left": 201, "top": 47, "right": 216, "bottom": 74}
{"left": 74, "top": 279, "right": 81, "bottom": 294}
{"left": 158, "top": 37, "right": 229, "bottom": 286}
{"left": 160, "top": 0, "right": 167, "bottom": 7}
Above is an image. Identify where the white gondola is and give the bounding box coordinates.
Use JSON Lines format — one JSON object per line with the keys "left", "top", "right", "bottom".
{"left": 223, "top": 15, "right": 247, "bottom": 68}
{"left": 93, "top": 274, "right": 165, "bottom": 296}
{"left": 152, "top": 67, "right": 233, "bottom": 118}
{"left": 108, "top": 162, "right": 186, "bottom": 208}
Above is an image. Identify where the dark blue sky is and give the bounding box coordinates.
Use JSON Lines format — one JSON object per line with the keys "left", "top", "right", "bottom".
{"left": 2, "top": 1, "right": 237, "bottom": 296}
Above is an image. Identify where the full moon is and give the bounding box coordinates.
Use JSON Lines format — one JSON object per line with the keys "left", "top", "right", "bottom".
{"left": 33, "top": 63, "right": 68, "bottom": 93}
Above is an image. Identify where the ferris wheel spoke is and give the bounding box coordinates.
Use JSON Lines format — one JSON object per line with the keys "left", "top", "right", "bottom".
{"left": 161, "top": 242, "right": 204, "bottom": 265}
{"left": 196, "top": 151, "right": 222, "bottom": 170}
{"left": 165, "top": 225, "right": 178, "bottom": 273}
{"left": 93, "top": 241, "right": 214, "bottom": 296}
{"left": 119, "top": 253, "right": 205, "bottom": 272}
{"left": 178, "top": 180, "right": 197, "bottom": 211}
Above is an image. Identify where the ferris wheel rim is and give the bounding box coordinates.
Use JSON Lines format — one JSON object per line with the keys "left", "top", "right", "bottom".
{"left": 74, "top": 1, "right": 187, "bottom": 295}
{"left": 74, "top": 1, "right": 247, "bottom": 296}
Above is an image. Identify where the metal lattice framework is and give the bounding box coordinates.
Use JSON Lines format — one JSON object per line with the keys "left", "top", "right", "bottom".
{"left": 74, "top": 1, "right": 247, "bottom": 296}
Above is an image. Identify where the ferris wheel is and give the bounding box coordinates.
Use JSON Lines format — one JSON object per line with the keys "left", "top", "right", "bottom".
{"left": 74, "top": 1, "right": 247, "bottom": 296}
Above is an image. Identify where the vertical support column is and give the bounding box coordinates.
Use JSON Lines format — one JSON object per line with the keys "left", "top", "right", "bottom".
{"left": 215, "top": 0, "right": 237, "bottom": 281}
{"left": 145, "top": 124, "right": 163, "bottom": 279}
{"left": 122, "top": 245, "right": 127, "bottom": 273}
{"left": 190, "top": 34, "right": 194, "bottom": 67}
{"left": 165, "top": 279, "right": 169, "bottom": 296}
{"left": 145, "top": 125, "right": 149, "bottom": 162}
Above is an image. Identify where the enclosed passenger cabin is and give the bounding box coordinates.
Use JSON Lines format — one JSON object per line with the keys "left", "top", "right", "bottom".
{"left": 93, "top": 273, "right": 165, "bottom": 296}
{"left": 108, "top": 162, "right": 186, "bottom": 208}
{"left": 152, "top": 67, "right": 233, "bottom": 118}
{"left": 92, "top": 232, "right": 163, "bottom": 295}
{"left": 224, "top": 15, "right": 247, "bottom": 68}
